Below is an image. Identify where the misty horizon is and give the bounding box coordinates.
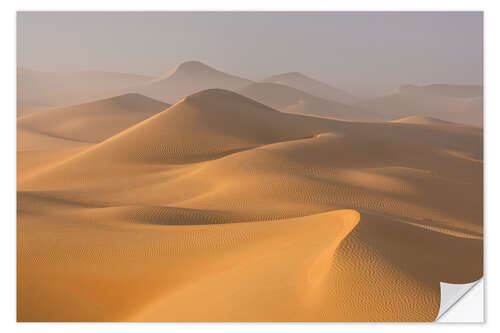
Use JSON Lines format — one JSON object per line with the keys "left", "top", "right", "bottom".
{"left": 17, "top": 11, "right": 483, "bottom": 97}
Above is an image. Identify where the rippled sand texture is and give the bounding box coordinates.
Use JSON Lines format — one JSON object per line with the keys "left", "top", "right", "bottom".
{"left": 17, "top": 88, "right": 482, "bottom": 321}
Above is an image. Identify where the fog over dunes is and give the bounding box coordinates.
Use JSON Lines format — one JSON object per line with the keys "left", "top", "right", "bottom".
{"left": 17, "top": 68, "right": 153, "bottom": 115}
{"left": 239, "top": 82, "right": 374, "bottom": 121}
{"left": 357, "top": 84, "right": 483, "bottom": 126}
{"left": 17, "top": 12, "right": 482, "bottom": 96}
{"left": 17, "top": 62, "right": 483, "bottom": 127}
{"left": 390, "top": 115, "right": 460, "bottom": 126}
{"left": 121, "top": 61, "right": 253, "bottom": 104}
{"left": 394, "top": 84, "right": 483, "bottom": 98}
{"left": 18, "top": 93, "right": 169, "bottom": 145}
{"left": 262, "top": 72, "right": 358, "bottom": 104}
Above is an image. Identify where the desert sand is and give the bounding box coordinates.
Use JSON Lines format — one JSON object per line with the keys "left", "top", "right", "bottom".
{"left": 17, "top": 93, "right": 169, "bottom": 181}
{"left": 17, "top": 87, "right": 483, "bottom": 322}
{"left": 18, "top": 93, "right": 169, "bottom": 144}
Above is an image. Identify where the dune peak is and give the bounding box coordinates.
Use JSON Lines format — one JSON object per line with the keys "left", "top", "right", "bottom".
{"left": 265, "top": 72, "right": 309, "bottom": 81}
{"left": 173, "top": 61, "right": 218, "bottom": 74}
{"left": 183, "top": 88, "right": 274, "bottom": 110}
{"left": 148, "top": 62, "right": 252, "bottom": 102}
{"left": 390, "top": 115, "right": 457, "bottom": 126}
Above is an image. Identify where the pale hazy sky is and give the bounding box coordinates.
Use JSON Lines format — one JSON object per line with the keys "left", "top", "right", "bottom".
{"left": 17, "top": 12, "right": 483, "bottom": 97}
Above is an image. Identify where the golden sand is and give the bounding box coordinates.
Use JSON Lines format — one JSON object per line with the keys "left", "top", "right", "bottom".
{"left": 17, "top": 89, "right": 482, "bottom": 321}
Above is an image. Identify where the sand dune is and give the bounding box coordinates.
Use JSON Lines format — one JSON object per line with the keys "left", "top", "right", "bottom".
{"left": 18, "top": 93, "right": 169, "bottom": 144}
{"left": 122, "top": 61, "right": 253, "bottom": 104}
{"left": 390, "top": 115, "right": 460, "bottom": 126}
{"left": 17, "top": 208, "right": 361, "bottom": 321}
{"left": 358, "top": 84, "right": 483, "bottom": 126}
{"left": 17, "top": 127, "right": 88, "bottom": 151}
{"left": 23, "top": 89, "right": 345, "bottom": 169}
{"left": 21, "top": 90, "right": 482, "bottom": 188}
{"left": 17, "top": 93, "right": 168, "bottom": 185}
{"left": 239, "top": 82, "right": 375, "bottom": 121}
{"left": 18, "top": 88, "right": 483, "bottom": 321}
{"left": 263, "top": 72, "right": 357, "bottom": 104}
{"left": 17, "top": 68, "right": 153, "bottom": 115}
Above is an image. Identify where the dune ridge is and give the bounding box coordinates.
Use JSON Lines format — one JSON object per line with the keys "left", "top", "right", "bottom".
{"left": 122, "top": 61, "right": 253, "bottom": 104}
{"left": 18, "top": 93, "right": 169, "bottom": 144}
{"left": 390, "top": 115, "right": 460, "bottom": 126}
{"left": 17, "top": 88, "right": 483, "bottom": 321}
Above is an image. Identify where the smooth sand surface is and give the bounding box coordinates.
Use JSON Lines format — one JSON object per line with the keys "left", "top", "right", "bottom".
{"left": 17, "top": 89, "right": 483, "bottom": 321}
{"left": 18, "top": 93, "right": 169, "bottom": 144}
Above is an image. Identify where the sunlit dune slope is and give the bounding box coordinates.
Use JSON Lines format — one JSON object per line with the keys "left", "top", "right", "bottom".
{"left": 123, "top": 61, "right": 253, "bottom": 104}
{"left": 23, "top": 89, "right": 343, "bottom": 168}
{"left": 18, "top": 210, "right": 364, "bottom": 321}
{"left": 390, "top": 115, "right": 460, "bottom": 126}
{"left": 17, "top": 93, "right": 168, "bottom": 183}
{"left": 21, "top": 89, "right": 482, "bottom": 192}
{"left": 239, "top": 82, "right": 375, "bottom": 121}
{"left": 18, "top": 88, "right": 483, "bottom": 321}
{"left": 262, "top": 72, "right": 357, "bottom": 104}
{"left": 18, "top": 93, "right": 169, "bottom": 144}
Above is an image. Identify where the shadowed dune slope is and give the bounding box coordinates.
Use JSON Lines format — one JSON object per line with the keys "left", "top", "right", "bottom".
{"left": 17, "top": 127, "right": 89, "bottom": 152}
{"left": 123, "top": 61, "right": 253, "bottom": 104}
{"left": 25, "top": 89, "right": 346, "bottom": 167}
{"left": 358, "top": 84, "right": 483, "bottom": 126}
{"left": 18, "top": 94, "right": 169, "bottom": 144}
{"left": 17, "top": 68, "right": 153, "bottom": 115}
{"left": 239, "top": 82, "right": 377, "bottom": 121}
{"left": 18, "top": 88, "right": 483, "bottom": 321}
{"left": 21, "top": 89, "right": 482, "bottom": 190}
{"left": 262, "top": 72, "right": 357, "bottom": 104}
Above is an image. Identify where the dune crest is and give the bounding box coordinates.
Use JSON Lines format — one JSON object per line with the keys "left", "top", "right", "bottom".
{"left": 18, "top": 93, "right": 169, "bottom": 145}
{"left": 18, "top": 87, "right": 483, "bottom": 322}
{"left": 390, "top": 115, "right": 459, "bottom": 126}
{"left": 17, "top": 208, "right": 362, "bottom": 321}
{"left": 122, "top": 61, "right": 253, "bottom": 104}
{"left": 21, "top": 89, "right": 344, "bottom": 171}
